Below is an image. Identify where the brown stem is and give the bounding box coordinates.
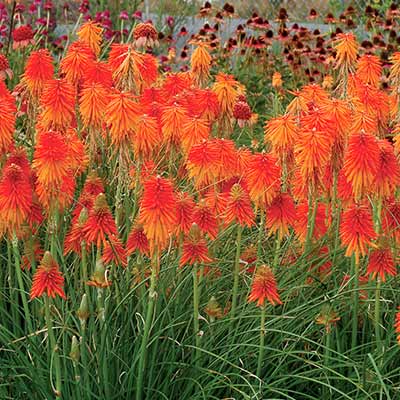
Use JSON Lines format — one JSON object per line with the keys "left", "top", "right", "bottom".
{"left": 6, "top": 0, "right": 16, "bottom": 55}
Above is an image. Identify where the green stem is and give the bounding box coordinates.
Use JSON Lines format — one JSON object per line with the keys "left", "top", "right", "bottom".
{"left": 257, "top": 210, "right": 265, "bottom": 265}
{"left": 12, "top": 237, "right": 33, "bottom": 333}
{"left": 374, "top": 279, "right": 382, "bottom": 353}
{"left": 304, "top": 192, "right": 318, "bottom": 256}
{"left": 351, "top": 256, "right": 359, "bottom": 352}
{"left": 45, "top": 296, "right": 62, "bottom": 397}
{"left": 8, "top": 240, "right": 18, "bottom": 334}
{"left": 272, "top": 235, "right": 281, "bottom": 272}
{"left": 136, "top": 248, "right": 158, "bottom": 400}
{"left": 230, "top": 225, "right": 242, "bottom": 324}
{"left": 257, "top": 304, "right": 266, "bottom": 377}
{"left": 81, "top": 242, "right": 90, "bottom": 303}
{"left": 193, "top": 263, "right": 201, "bottom": 365}
{"left": 323, "top": 329, "right": 332, "bottom": 398}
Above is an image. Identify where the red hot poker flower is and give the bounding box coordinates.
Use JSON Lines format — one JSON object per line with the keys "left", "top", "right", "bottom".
{"left": 248, "top": 265, "right": 282, "bottom": 307}
{"left": 30, "top": 251, "right": 66, "bottom": 300}
{"left": 224, "top": 183, "right": 254, "bottom": 227}
{"left": 366, "top": 248, "right": 396, "bottom": 282}
{"left": 340, "top": 204, "right": 377, "bottom": 264}
{"left": 139, "top": 176, "right": 177, "bottom": 252}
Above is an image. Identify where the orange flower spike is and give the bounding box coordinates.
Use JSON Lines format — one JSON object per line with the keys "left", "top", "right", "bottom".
{"left": 204, "top": 189, "right": 229, "bottom": 218}
{"left": 133, "top": 113, "right": 161, "bottom": 160}
{"left": 334, "top": 32, "right": 359, "bottom": 72}
{"left": 295, "top": 127, "right": 332, "bottom": 189}
{"left": 77, "top": 21, "right": 103, "bottom": 56}
{"left": 264, "top": 114, "right": 298, "bottom": 156}
{"left": 340, "top": 204, "right": 377, "bottom": 264}
{"left": 248, "top": 265, "right": 282, "bottom": 307}
{"left": 212, "top": 73, "right": 245, "bottom": 117}
{"left": 65, "top": 128, "right": 88, "bottom": 174}
{"left": 382, "top": 200, "right": 400, "bottom": 244}
{"left": 266, "top": 193, "right": 297, "bottom": 239}
{"left": 83, "top": 193, "right": 118, "bottom": 248}
{"left": 102, "top": 236, "right": 127, "bottom": 268}
{"left": 64, "top": 207, "right": 88, "bottom": 256}
{"left": 286, "top": 90, "right": 308, "bottom": 116}
{"left": 108, "top": 44, "right": 147, "bottom": 92}
{"left": 181, "top": 117, "right": 210, "bottom": 154}
{"left": 191, "top": 42, "right": 212, "bottom": 86}
{"left": 0, "top": 163, "right": 32, "bottom": 231}
{"left": 343, "top": 131, "right": 380, "bottom": 199}
{"left": 175, "top": 192, "right": 195, "bottom": 236}
{"left": 138, "top": 176, "right": 177, "bottom": 252}
{"left": 105, "top": 91, "right": 140, "bottom": 147}
{"left": 161, "top": 102, "right": 189, "bottom": 148}
{"left": 186, "top": 139, "right": 220, "bottom": 188}
{"left": 246, "top": 152, "right": 281, "bottom": 208}
{"left": 81, "top": 171, "right": 105, "bottom": 199}
{"left": 60, "top": 41, "right": 96, "bottom": 87}
{"left": 367, "top": 248, "right": 396, "bottom": 282}
{"left": 0, "top": 88, "right": 16, "bottom": 154}
{"left": 40, "top": 78, "right": 76, "bottom": 131}
{"left": 82, "top": 60, "right": 113, "bottom": 89}
{"left": 356, "top": 54, "right": 382, "bottom": 87}
{"left": 374, "top": 140, "right": 400, "bottom": 199}
{"left": 126, "top": 224, "right": 150, "bottom": 257}
{"left": 212, "top": 138, "right": 238, "bottom": 182}
{"left": 300, "top": 84, "right": 330, "bottom": 106}
{"left": 138, "top": 54, "right": 159, "bottom": 89}
{"left": 32, "top": 131, "right": 70, "bottom": 186}
{"left": 351, "top": 109, "right": 377, "bottom": 135}
{"left": 79, "top": 82, "right": 110, "bottom": 129}
{"left": 108, "top": 43, "right": 129, "bottom": 71}
{"left": 224, "top": 183, "right": 254, "bottom": 227}
{"left": 323, "top": 99, "right": 352, "bottom": 138}
{"left": 30, "top": 252, "right": 66, "bottom": 300}
{"left": 193, "top": 88, "right": 220, "bottom": 121}
{"left": 23, "top": 49, "right": 54, "bottom": 99}
{"left": 35, "top": 172, "right": 76, "bottom": 212}
{"left": 180, "top": 225, "right": 213, "bottom": 267}
{"left": 389, "top": 52, "right": 400, "bottom": 88}
{"left": 353, "top": 82, "right": 390, "bottom": 124}
{"left": 161, "top": 72, "right": 193, "bottom": 98}
{"left": 337, "top": 169, "right": 353, "bottom": 206}
{"left": 192, "top": 200, "right": 219, "bottom": 240}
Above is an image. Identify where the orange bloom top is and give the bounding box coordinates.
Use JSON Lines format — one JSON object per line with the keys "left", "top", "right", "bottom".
{"left": 32, "top": 130, "right": 70, "bottom": 186}
{"left": 340, "top": 204, "right": 376, "bottom": 264}
{"left": 366, "top": 248, "right": 396, "bottom": 282}
{"left": 248, "top": 265, "right": 282, "bottom": 307}
{"left": 191, "top": 43, "right": 212, "bottom": 86}
{"left": 266, "top": 193, "right": 297, "bottom": 239}
{"left": 77, "top": 21, "right": 103, "bottom": 56}
{"left": 23, "top": 49, "right": 54, "bottom": 99}
{"left": 40, "top": 78, "right": 76, "bottom": 131}
{"left": 60, "top": 41, "right": 95, "bottom": 86}
{"left": 245, "top": 152, "right": 281, "bottom": 208}
{"left": 356, "top": 54, "right": 382, "bottom": 87}
{"left": 224, "top": 183, "right": 254, "bottom": 227}
{"left": 343, "top": 131, "right": 380, "bottom": 199}
{"left": 334, "top": 33, "right": 358, "bottom": 72}
{"left": 0, "top": 163, "right": 32, "bottom": 231}
{"left": 264, "top": 114, "right": 298, "bottom": 156}
{"left": 30, "top": 251, "right": 66, "bottom": 300}
{"left": 139, "top": 176, "right": 177, "bottom": 252}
